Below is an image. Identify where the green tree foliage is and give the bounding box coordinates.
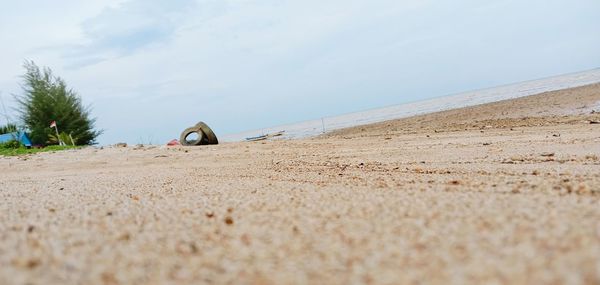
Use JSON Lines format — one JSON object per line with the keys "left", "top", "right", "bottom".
{"left": 15, "top": 61, "right": 102, "bottom": 145}
{"left": 0, "top": 123, "right": 17, "bottom": 134}
{"left": 48, "top": 132, "right": 78, "bottom": 146}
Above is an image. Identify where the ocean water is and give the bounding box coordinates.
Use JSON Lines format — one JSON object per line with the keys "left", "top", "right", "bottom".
{"left": 221, "top": 69, "right": 600, "bottom": 142}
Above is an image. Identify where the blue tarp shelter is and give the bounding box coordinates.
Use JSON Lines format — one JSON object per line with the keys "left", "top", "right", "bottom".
{"left": 0, "top": 132, "right": 32, "bottom": 147}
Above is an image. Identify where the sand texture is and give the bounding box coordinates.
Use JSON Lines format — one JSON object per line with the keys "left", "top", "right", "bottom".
{"left": 1, "top": 84, "right": 600, "bottom": 285}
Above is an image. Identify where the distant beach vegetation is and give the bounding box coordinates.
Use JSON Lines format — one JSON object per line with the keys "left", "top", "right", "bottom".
{"left": 0, "top": 61, "right": 102, "bottom": 155}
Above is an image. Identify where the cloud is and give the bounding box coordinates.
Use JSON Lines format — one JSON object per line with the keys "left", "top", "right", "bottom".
{"left": 0, "top": 0, "right": 599, "bottom": 144}
{"left": 62, "top": 0, "right": 196, "bottom": 68}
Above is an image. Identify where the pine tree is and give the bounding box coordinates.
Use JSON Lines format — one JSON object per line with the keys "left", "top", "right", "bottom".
{"left": 15, "top": 61, "right": 102, "bottom": 145}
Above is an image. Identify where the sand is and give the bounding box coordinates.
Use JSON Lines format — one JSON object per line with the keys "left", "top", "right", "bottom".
{"left": 1, "top": 84, "right": 600, "bottom": 285}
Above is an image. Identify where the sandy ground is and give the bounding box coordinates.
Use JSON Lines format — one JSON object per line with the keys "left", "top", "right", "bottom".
{"left": 1, "top": 84, "right": 600, "bottom": 285}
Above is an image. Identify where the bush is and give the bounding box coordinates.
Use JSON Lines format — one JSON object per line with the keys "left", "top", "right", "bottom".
{"left": 0, "top": 140, "right": 21, "bottom": 149}
{"left": 14, "top": 61, "right": 102, "bottom": 145}
{"left": 48, "top": 132, "right": 77, "bottom": 146}
{"left": 0, "top": 123, "right": 17, "bottom": 134}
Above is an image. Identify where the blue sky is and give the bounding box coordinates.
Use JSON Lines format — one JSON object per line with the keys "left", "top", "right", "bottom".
{"left": 0, "top": 0, "right": 599, "bottom": 145}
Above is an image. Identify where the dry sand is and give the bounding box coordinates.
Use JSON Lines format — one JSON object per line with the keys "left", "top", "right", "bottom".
{"left": 1, "top": 84, "right": 600, "bottom": 285}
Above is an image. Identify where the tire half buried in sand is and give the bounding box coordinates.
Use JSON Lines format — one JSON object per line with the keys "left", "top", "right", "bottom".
{"left": 180, "top": 122, "right": 219, "bottom": 146}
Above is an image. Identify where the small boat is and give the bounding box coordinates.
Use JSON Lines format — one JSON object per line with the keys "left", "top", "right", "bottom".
{"left": 269, "top": 131, "right": 285, "bottom": 137}
{"left": 245, "top": 131, "right": 285, "bottom": 142}
{"left": 245, "top": 134, "right": 268, "bottom": 141}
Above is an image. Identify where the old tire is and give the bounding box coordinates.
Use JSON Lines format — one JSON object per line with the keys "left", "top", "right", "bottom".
{"left": 195, "top": 122, "right": 218, "bottom": 145}
{"left": 180, "top": 127, "right": 204, "bottom": 146}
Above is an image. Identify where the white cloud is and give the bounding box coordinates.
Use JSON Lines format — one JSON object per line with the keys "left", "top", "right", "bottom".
{"left": 1, "top": 0, "right": 599, "bottom": 144}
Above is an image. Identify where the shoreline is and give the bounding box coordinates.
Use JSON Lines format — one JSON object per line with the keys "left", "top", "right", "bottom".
{"left": 222, "top": 68, "right": 600, "bottom": 142}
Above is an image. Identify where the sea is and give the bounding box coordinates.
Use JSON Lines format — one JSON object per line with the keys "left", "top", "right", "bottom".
{"left": 221, "top": 68, "right": 600, "bottom": 142}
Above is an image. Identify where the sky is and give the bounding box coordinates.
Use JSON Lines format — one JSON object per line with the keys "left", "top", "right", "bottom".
{"left": 0, "top": 0, "right": 599, "bottom": 145}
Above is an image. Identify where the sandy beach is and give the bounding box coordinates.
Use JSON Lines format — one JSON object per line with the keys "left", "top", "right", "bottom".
{"left": 1, "top": 84, "right": 600, "bottom": 284}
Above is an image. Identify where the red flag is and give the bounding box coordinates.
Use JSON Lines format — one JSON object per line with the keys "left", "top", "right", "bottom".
{"left": 50, "top": 121, "right": 56, "bottom": 128}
